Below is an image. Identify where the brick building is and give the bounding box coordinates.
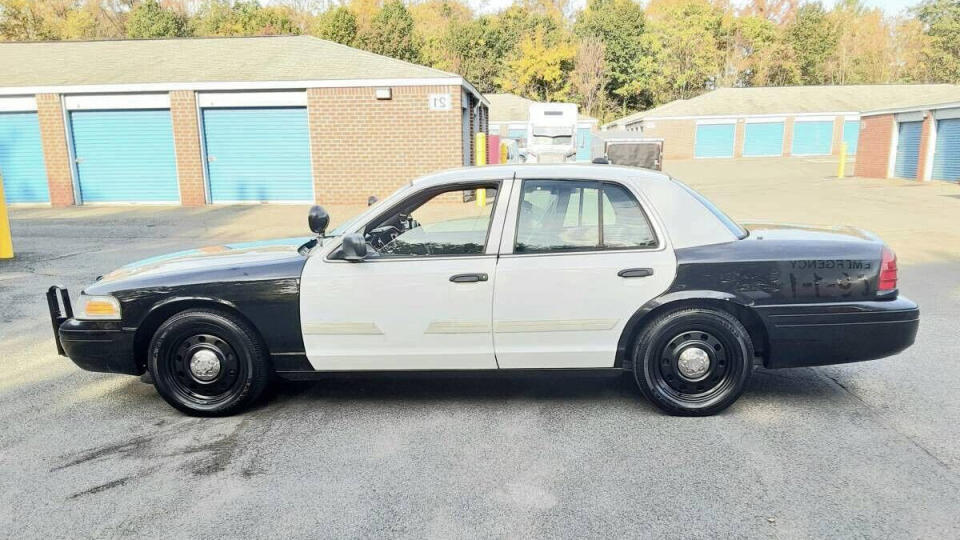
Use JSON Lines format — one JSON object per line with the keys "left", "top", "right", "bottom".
{"left": 0, "top": 36, "right": 488, "bottom": 206}
{"left": 854, "top": 100, "right": 960, "bottom": 182}
{"left": 604, "top": 85, "right": 960, "bottom": 163}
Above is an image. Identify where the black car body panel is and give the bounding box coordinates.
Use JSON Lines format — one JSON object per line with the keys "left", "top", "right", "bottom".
{"left": 640, "top": 223, "right": 919, "bottom": 368}
{"left": 56, "top": 238, "right": 310, "bottom": 375}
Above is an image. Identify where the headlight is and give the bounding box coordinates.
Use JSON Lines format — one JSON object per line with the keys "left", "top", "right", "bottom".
{"left": 76, "top": 294, "right": 122, "bottom": 320}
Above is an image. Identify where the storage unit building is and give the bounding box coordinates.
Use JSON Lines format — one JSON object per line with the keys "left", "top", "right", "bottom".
{"left": 0, "top": 36, "right": 488, "bottom": 206}
{"left": 0, "top": 108, "right": 48, "bottom": 203}
{"left": 605, "top": 85, "right": 960, "bottom": 162}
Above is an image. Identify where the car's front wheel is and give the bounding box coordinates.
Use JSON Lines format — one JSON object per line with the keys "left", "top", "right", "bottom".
{"left": 148, "top": 309, "right": 270, "bottom": 416}
{"left": 632, "top": 308, "right": 753, "bottom": 416}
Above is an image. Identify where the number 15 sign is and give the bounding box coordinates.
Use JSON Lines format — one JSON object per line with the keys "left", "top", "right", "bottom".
{"left": 428, "top": 93, "right": 452, "bottom": 111}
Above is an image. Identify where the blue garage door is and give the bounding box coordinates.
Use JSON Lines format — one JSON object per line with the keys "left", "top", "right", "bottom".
{"left": 893, "top": 121, "right": 923, "bottom": 179}
{"left": 791, "top": 121, "right": 833, "bottom": 155}
{"left": 932, "top": 118, "right": 960, "bottom": 182}
{"left": 71, "top": 110, "right": 179, "bottom": 203}
{"left": 743, "top": 121, "right": 784, "bottom": 157}
{"left": 842, "top": 120, "right": 859, "bottom": 155}
{"left": 0, "top": 112, "right": 48, "bottom": 203}
{"left": 203, "top": 107, "right": 312, "bottom": 203}
{"left": 576, "top": 127, "right": 592, "bottom": 161}
{"left": 694, "top": 123, "right": 735, "bottom": 158}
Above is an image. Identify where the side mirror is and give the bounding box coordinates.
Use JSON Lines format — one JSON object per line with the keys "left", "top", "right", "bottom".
{"left": 341, "top": 233, "right": 368, "bottom": 262}
{"left": 308, "top": 205, "right": 329, "bottom": 236}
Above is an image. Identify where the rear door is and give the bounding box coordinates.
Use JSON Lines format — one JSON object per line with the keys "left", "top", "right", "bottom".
{"left": 492, "top": 178, "right": 676, "bottom": 368}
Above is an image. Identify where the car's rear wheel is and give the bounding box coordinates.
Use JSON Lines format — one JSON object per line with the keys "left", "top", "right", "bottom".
{"left": 632, "top": 308, "right": 753, "bottom": 416}
{"left": 148, "top": 309, "right": 270, "bottom": 416}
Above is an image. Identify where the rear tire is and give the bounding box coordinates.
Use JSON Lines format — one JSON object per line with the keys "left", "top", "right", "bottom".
{"left": 148, "top": 309, "right": 271, "bottom": 416}
{"left": 632, "top": 308, "right": 753, "bottom": 416}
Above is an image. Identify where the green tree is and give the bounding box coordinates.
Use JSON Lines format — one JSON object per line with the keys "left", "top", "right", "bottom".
{"left": 786, "top": 2, "right": 839, "bottom": 84}
{"left": 914, "top": 0, "right": 960, "bottom": 82}
{"left": 575, "top": 0, "right": 648, "bottom": 115}
{"left": 363, "top": 0, "right": 420, "bottom": 62}
{"left": 127, "top": 0, "right": 190, "bottom": 39}
{"left": 192, "top": 0, "right": 299, "bottom": 37}
{"left": 410, "top": 0, "right": 473, "bottom": 68}
{"left": 312, "top": 6, "right": 357, "bottom": 46}
{"left": 445, "top": 16, "right": 510, "bottom": 92}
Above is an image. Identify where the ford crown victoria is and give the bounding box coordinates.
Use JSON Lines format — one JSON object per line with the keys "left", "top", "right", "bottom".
{"left": 47, "top": 164, "right": 919, "bottom": 416}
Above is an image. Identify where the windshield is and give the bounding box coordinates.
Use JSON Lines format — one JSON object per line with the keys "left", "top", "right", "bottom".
{"left": 671, "top": 178, "right": 748, "bottom": 239}
{"left": 327, "top": 184, "right": 411, "bottom": 236}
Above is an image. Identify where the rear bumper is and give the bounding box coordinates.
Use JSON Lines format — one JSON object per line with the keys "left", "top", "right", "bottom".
{"left": 48, "top": 286, "right": 140, "bottom": 375}
{"left": 758, "top": 297, "right": 919, "bottom": 369}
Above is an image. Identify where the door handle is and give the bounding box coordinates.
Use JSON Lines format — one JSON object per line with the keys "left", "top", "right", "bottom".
{"left": 450, "top": 273, "right": 488, "bottom": 283}
{"left": 618, "top": 268, "right": 654, "bottom": 278}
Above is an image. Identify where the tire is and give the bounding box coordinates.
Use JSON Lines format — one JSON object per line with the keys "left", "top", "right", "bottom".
{"left": 632, "top": 308, "right": 753, "bottom": 416}
{"left": 148, "top": 309, "right": 271, "bottom": 416}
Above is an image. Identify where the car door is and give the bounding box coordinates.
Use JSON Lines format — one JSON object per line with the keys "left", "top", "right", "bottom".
{"left": 493, "top": 177, "right": 677, "bottom": 368}
{"left": 300, "top": 180, "right": 511, "bottom": 371}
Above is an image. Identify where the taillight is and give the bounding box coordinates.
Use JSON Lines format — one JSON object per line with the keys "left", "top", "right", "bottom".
{"left": 878, "top": 246, "right": 898, "bottom": 292}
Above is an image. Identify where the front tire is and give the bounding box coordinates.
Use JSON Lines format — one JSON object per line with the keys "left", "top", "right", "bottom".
{"left": 632, "top": 308, "right": 753, "bottom": 416}
{"left": 148, "top": 309, "right": 270, "bottom": 416}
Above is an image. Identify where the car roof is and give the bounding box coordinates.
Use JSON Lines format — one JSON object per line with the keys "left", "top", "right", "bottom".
{"left": 409, "top": 163, "right": 672, "bottom": 188}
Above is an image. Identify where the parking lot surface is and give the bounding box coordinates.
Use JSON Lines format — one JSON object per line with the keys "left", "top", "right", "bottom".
{"left": 1, "top": 159, "right": 959, "bottom": 538}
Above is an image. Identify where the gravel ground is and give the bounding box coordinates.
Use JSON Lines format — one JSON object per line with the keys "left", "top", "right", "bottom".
{"left": 1, "top": 158, "right": 959, "bottom": 538}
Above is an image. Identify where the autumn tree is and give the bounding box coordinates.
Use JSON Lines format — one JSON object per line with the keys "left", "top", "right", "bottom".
{"left": 571, "top": 36, "right": 607, "bottom": 117}
{"left": 410, "top": 0, "right": 472, "bottom": 69}
{"left": 191, "top": 0, "right": 299, "bottom": 36}
{"left": 497, "top": 27, "right": 576, "bottom": 101}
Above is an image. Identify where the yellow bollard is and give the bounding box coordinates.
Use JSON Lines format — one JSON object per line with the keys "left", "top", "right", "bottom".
{"left": 0, "top": 174, "right": 13, "bottom": 259}
{"left": 500, "top": 141, "right": 509, "bottom": 164}
{"left": 837, "top": 142, "right": 848, "bottom": 179}
{"left": 475, "top": 132, "right": 487, "bottom": 166}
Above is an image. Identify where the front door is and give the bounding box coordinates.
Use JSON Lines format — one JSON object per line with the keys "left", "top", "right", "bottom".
{"left": 301, "top": 181, "right": 509, "bottom": 371}
{"left": 493, "top": 178, "right": 677, "bottom": 368}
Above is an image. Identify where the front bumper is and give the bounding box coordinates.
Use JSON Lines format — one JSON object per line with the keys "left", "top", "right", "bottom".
{"left": 47, "top": 286, "right": 140, "bottom": 375}
{"left": 758, "top": 296, "right": 919, "bottom": 369}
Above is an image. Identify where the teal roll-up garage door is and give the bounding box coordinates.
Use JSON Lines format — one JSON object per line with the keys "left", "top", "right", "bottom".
{"left": 791, "top": 121, "right": 833, "bottom": 155}
{"left": 842, "top": 120, "right": 859, "bottom": 155}
{"left": 0, "top": 112, "right": 48, "bottom": 203}
{"left": 893, "top": 121, "right": 923, "bottom": 179}
{"left": 694, "top": 123, "right": 735, "bottom": 158}
{"left": 70, "top": 110, "right": 179, "bottom": 203}
{"left": 932, "top": 118, "right": 960, "bottom": 182}
{"left": 743, "top": 121, "right": 784, "bottom": 157}
{"left": 202, "top": 107, "right": 312, "bottom": 203}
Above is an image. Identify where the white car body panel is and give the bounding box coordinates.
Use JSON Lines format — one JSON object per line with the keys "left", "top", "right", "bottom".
{"left": 299, "top": 164, "right": 733, "bottom": 371}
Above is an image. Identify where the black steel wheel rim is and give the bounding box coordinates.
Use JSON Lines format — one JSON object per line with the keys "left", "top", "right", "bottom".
{"left": 653, "top": 329, "right": 740, "bottom": 402}
{"left": 159, "top": 333, "right": 247, "bottom": 406}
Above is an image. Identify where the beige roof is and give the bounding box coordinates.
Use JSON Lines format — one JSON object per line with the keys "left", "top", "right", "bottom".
{"left": 485, "top": 92, "right": 597, "bottom": 124}
{"left": 0, "top": 35, "right": 457, "bottom": 87}
{"left": 607, "top": 84, "right": 960, "bottom": 127}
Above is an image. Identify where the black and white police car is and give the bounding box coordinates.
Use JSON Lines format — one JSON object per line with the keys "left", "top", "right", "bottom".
{"left": 48, "top": 164, "right": 919, "bottom": 416}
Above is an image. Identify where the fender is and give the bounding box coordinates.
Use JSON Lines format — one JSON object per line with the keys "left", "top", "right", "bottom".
{"left": 614, "top": 289, "right": 762, "bottom": 369}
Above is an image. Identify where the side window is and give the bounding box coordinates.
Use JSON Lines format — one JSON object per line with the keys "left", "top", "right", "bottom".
{"left": 365, "top": 185, "right": 498, "bottom": 257}
{"left": 515, "top": 180, "right": 656, "bottom": 254}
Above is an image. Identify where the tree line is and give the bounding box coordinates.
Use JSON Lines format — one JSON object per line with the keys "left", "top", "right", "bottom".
{"left": 2, "top": 0, "right": 958, "bottom": 121}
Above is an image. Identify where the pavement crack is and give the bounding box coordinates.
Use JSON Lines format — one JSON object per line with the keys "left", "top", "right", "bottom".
{"left": 67, "top": 477, "right": 132, "bottom": 500}
{"left": 818, "top": 370, "right": 956, "bottom": 474}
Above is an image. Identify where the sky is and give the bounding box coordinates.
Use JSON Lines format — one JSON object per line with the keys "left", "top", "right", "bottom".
{"left": 473, "top": 0, "right": 922, "bottom": 16}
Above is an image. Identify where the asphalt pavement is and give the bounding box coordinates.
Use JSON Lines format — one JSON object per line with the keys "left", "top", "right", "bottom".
{"left": 2, "top": 164, "right": 959, "bottom": 538}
